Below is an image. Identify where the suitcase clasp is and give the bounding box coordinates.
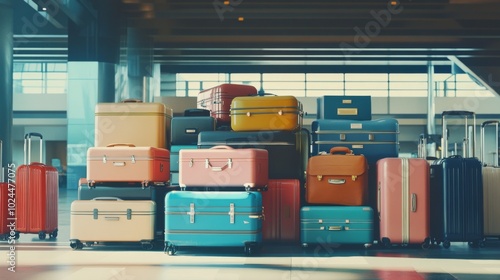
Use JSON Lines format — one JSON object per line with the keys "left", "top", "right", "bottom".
{"left": 102, "top": 155, "right": 107, "bottom": 163}
{"left": 188, "top": 203, "right": 195, "bottom": 223}
{"left": 352, "top": 175, "right": 357, "bottom": 181}
{"left": 278, "top": 110, "right": 283, "bottom": 116}
{"left": 189, "top": 158, "right": 193, "bottom": 167}
{"left": 246, "top": 112, "right": 251, "bottom": 117}
{"left": 340, "top": 134, "right": 346, "bottom": 141}
{"left": 229, "top": 203, "right": 235, "bottom": 224}
{"left": 131, "top": 155, "right": 136, "bottom": 164}
{"left": 317, "top": 175, "right": 323, "bottom": 181}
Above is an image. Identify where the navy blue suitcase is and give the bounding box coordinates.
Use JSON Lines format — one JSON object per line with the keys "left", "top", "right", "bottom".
{"left": 170, "top": 117, "right": 215, "bottom": 145}
{"left": 198, "top": 130, "right": 300, "bottom": 179}
{"left": 164, "top": 191, "right": 263, "bottom": 255}
{"left": 311, "top": 118, "right": 399, "bottom": 165}
{"left": 316, "top": 96, "right": 371, "bottom": 120}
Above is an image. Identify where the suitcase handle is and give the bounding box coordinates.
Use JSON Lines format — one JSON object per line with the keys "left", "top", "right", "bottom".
{"left": 480, "top": 120, "right": 499, "bottom": 166}
{"left": 107, "top": 143, "right": 136, "bottom": 148}
{"left": 205, "top": 158, "right": 232, "bottom": 171}
{"left": 209, "top": 145, "right": 234, "bottom": 150}
{"left": 24, "top": 132, "right": 43, "bottom": 164}
{"left": 122, "top": 99, "right": 143, "bottom": 103}
{"left": 92, "top": 197, "right": 123, "bottom": 201}
{"left": 329, "top": 147, "right": 353, "bottom": 155}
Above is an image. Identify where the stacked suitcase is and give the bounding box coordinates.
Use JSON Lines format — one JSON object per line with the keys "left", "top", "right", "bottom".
{"left": 70, "top": 100, "right": 172, "bottom": 250}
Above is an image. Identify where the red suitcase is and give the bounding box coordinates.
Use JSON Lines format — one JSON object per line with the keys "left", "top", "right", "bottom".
{"left": 377, "top": 158, "right": 431, "bottom": 248}
{"left": 262, "top": 179, "right": 301, "bottom": 243}
{"left": 179, "top": 145, "right": 268, "bottom": 190}
{"left": 197, "top": 84, "right": 257, "bottom": 124}
{"left": 87, "top": 144, "right": 170, "bottom": 187}
{"left": 15, "top": 133, "right": 59, "bottom": 240}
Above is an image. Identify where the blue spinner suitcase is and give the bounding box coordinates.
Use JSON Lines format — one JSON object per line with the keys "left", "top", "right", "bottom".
{"left": 317, "top": 96, "right": 371, "bottom": 120}
{"left": 170, "top": 116, "right": 216, "bottom": 145}
{"left": 300, "top": 206, "right": 374, "bottom": 248}
{"left": 164, "top": 191, "right": 263, "bottom": 255}
{"left": 170, "top": 145, "right": 197, "bottom": 185}
{"left": 311, "top": 118, "right": 399, "bottom": 165}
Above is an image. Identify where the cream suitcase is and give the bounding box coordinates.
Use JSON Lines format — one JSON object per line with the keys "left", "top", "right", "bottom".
{"left": 69, "top": 198, "right": 156, "bottom": 250}
{"left": 95, "top": 101, "right": 173, "bottom": 148}
{"left": 481, "top": 121, "right": 500, "bottom": 237}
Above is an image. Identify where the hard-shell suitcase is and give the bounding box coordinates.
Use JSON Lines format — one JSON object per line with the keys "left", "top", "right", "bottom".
{"left": 305, "top": 147, "right": 368, "bottom": 206}
{"left": 311, "top": 118, "right": 399, "bottom": 165}
{"left": 170, "top": 116, "right": 215, "bottom": 145}
{"left": 262, "top": 179, "right": 301, "bottom": 243}
{"left": 15, "top": 133, "right": 59, "bottom": 240}
{"left": 316, "top": 96, "right": 371, "bottom": 121}
{"left": 164, "top": 191, "right": 263, "bottom": 255}
{"left": 184, "top": 108, "right": 210, "bottom": 117}
{"left": 300, "top": 206, "right": 374, "bottom": 248}
{"left": 296, "top": 128, "right": 311, "bottom": 183}
{"left": 377, "top": 158, "right": 431, "bottom": 248}
{"left": 480, "top": 120, "right": 500, "bottom": 238}
{"left": 197, "top": 84, "right": 257, "bottom": 124}
{"left": 95, "top": 100, "right": 173, "bottom": 148}
{"left": 230, "top": 95, "right": 302, "bottom": 132}
{"left": 198, "top": 130, "right": 300, "bottom": 179}
{"left": 170, "top": 145, "right": 197, "bottom": 185}
{"left": 430, "top": 111, "right": 484, "bottom": 248}
{"left": 178, "top": 146, "right": 268, "bottom": 190}
{"left": 87, "top": 144, "right": 170, "bottom": 187}
{"left": 69, "top": 198, "right": 156, "bottom": 250}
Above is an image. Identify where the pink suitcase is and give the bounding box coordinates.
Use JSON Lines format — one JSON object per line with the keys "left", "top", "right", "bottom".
{"left": 377, "top": 158, "right": 431, "bottom": 248}
{"left": 87, "top": 144, "right": 170, "bottom": 187}
{"left": 179, "top": 146, "right": 268, "bottom": 190}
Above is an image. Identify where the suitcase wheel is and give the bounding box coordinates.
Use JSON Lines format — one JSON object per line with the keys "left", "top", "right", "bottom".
{"left": 363, "top": 243, "right": 372, "bottom": 249}
{"left": 421, "top": 238, "right": 431, "bottom": 250}
{"left": 468, "top": 240, "right": 485, "bottom": 248}
{"left": 38, "top": 232, "right": 46, "bottom": 240}
{"left": 442, "top": 240, "right": 451, "bottom": 249}
{"left": 381, "top": 237, "right": 391, "bottom": 248}
{"left": 70, "top": 240, "right": 84, "bottom": 250}
{"left": 49, "top": 229, "right": 58, "bottom": 239}
{"left": 165, "top": 242, "right": 177, "bottom": 256}
{"left": 244, "top": 242, "right": 258, "bottom": 256}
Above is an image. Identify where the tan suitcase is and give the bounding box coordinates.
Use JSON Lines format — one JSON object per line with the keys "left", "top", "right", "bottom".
{"left": 95, "top": 100, "right": 173, "bottom": 148}
{"left": 481, "top": 121, "right": 500, "bottom": 237}
{"left": 69, "top": 198, "right": 156, "bottom": 250}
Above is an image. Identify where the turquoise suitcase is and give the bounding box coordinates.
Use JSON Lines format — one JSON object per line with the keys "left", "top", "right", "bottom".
{"left": 164, "top": 191, "right": 263, "bottom": 255}
{"left": 300, "top": 206, "right": 374, "bottom": 248}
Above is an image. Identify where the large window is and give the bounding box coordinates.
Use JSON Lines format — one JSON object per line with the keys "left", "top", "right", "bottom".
{"left": 13, "top": 62, "right": 67, "bottom": 94}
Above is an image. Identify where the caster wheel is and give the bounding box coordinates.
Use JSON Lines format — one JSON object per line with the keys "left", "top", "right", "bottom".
{"left": 38, "top": 232, "right": 46, "bottom": 240}
{"left": 421, "top": 238, "right": 431, "bottom": 249}
{"left": 364, "top": 243, "right": 372, "bottom": 249}
{"left": 49, "top": 229, "right": 58, "bottom": 238}
{"left": 70, "top": 241, "right": 83, "bottom": 250}
{"left": 443, "top": 240, "right": 451, "bottom": 249}
{"left": 244, "top": 245, "right": 254, "bottom": 256}
{"left": 381, "top": 237, "right": 391, "bottom": 248}
{"left": 14, "top": 231, "right": 20, "bottom": 240}
{"left": 302, "top": 243, "right": 309, "bottom": 248}
{"left": 85, "top": 242, "right": 94, "bottom": 247}
{"left": 142, "top": 243, "right": 154, "bottom": 250}
{"left": 167, "top": 245, "right": 176, "bottom": 256}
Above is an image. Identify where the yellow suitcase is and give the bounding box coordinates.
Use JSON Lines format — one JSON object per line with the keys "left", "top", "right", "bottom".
{"left": 230, "top": 95, "right": 302, "bottom": 131}
{"left": 95, "top": 101, "right": 173, "bottom": 148}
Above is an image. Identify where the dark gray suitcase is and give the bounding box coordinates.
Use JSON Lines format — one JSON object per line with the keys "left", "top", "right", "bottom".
{"left": 171, "top": 116, "right": 216, "bottom": 145}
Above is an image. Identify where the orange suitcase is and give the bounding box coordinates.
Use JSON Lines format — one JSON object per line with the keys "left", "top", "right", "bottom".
{"left": 197, "top": 84, "right": 257, "bottom": 125}
{"left": 179, "top": 146, "right": 268, "bottom": 190}
{"left": 377, "top": 158, "right": 431, "bottom": 248}
{"left": 95, "top": 100, "right": 173, "bottom": 148}
{"left": 230, "top": 95, "right": 302, "bottom": 132}
{"left": 87, "top": 144, "right": 170, "bottom": 187}
{"left": 305, "top": 147, "right": 368, "bottom": 206}
{"left": 15, "top": 133, "right": 59, "bottom": 240}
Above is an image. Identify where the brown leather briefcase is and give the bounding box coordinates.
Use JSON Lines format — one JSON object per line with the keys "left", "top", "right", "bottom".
{"left": 305, "top": 147, "right": 368, "bottom": 206}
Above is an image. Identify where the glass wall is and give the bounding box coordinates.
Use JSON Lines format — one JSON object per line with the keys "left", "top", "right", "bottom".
{"left": 13, "top": 62, "right": 67, "bottom": 94}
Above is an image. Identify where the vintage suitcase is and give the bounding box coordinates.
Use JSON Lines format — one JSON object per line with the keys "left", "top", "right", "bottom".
{"left": 198, "top": 130, "right": 300, "bottom": 179}
{"left": 480, "top": 120, "right": 500, "bottom": 238}
{"left": 15, "top": 133, "right": 59, "bottom": 240}
{"left": 430, "top": 111, "right": 484, "bottom": 248}
{"left": 316, "top": 96, "right": 371, "bottom": 120}
{"left": 300, "top": 206, "right": 374, "bottom": 248}
{"left": 184, "top": 108, "right": 211, "bottom": 117}
{"left": 311, "top": 118, "right": 399, "bottom": 165}
{"left": 178, "top": 146, "right": 268, "bottom": 190}
{"left": 262, "top": 179, "right": 301, "bottom": 243}
{"left": 164, "top": 191, "right": 263, "bottom": 255}
{"left": 377, "top": 158, "right": 431, "bottom": 248}
{"left": 170, "top": 116, "right": 216, "bottom": 145}
{"left": 87, "top": 144, "right": 170, "bottom": 187}
{"left": 305, "top": 147, "right": 368, "bottom": 206}
{"left": 69, "top": 198, "right": 156, "bottom": 250}
{"left": 230, "top": 95, "right": 302, "bottom": 132}
{"left": 296, "top": 128, "right": 311, "bottom": 183}
{"left": 197, "top": 84, "right": 257, "bottom": 124}
{"left": 170, "top": 145, "right": 197, "bottom": 185}
{"left": 95, "top": 100, "right": 173, "bottom": 149}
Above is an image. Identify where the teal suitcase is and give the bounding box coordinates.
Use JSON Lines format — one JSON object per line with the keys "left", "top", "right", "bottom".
{"left": 164, "top": 191, "right": 263, "bottom": 255}
{"left": 300, "top": 206, "right": 374, "bottom": 248}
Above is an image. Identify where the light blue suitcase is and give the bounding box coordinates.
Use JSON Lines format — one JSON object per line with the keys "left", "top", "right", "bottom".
{"left": 164, "top": 191, "right": 263, "bottom": 255}
{"left": 300, "top": 206, "right": 374, "bottom": 248}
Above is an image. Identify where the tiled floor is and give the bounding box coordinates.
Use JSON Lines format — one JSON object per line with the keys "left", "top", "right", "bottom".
{"left": 1, "top": 189, "right": 500, "bottom": 280}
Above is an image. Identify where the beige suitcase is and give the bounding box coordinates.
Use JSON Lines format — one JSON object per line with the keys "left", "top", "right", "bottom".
{"left": 481, "top": 121, "right": 500, "bottom": 237}
{"left": 69, "top": 198, "right": 156, "bottom": 250}
{"left": 95, "top": 100, "right": 173, "bottom": 148}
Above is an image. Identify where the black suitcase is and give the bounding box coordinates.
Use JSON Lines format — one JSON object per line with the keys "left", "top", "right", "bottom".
{"left": 430, "top": 111, "right": 484, "bottom": 248}
{"left": 184, "top": 108, "right": 210, "bottom": 117}
{"left": 198, "top": 130, "right": 300, "bottom": 179}
{"left": 170, "top": 116, "right": 216, "bottom": 145}
{"left": 78, "top": 179, "right": 169, "bottom": 240}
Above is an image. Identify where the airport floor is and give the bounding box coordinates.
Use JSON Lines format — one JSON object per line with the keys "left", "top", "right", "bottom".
{"left": 1, "top": 188, "right": 500, "bottom": 280}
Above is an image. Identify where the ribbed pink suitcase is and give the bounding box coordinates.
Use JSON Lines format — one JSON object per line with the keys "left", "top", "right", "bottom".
{"left": 87, "top": 144, "right": 170, "bottom": 187}
{"left": 377, "top": 158, "right": 431, "bottom": 248}
{"left": 179, "top": 146, "right": 268, "bottom": 190}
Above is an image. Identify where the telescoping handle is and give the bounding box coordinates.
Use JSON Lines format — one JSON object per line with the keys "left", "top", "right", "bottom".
{"left": 481, "top": 120, "right": 499, "bottom": 167}
{"left": 24, "top": 133, "right": 43, "bottom": 164}
{"left": 441, "top": 110, "right": 476, "bottom": 158}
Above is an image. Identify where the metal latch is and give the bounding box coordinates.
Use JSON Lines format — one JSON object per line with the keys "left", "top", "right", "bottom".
{"left": 318, "top": 219, "right": 323, "bottom": 224}
{"left": 229, "top": 203, "right": 235, "bottom": 224}
{"left": 188, "top": 203, "right": 195, "bottom": 223}
{"left": 102, "top": 155, "right": 107, "bottom": 163}
{"left": 189, "top": 158, "right": 193, "bottom": 167}
{"left": 127, "top": 209, "right": 132, "bottom": 220}
{"left": 368, "top": 134, "right": 374, "bottom": 141}
{"left": 340, "top": 134, "right": 346, "bottom": 141}
{"left": 131, "top": 155, "right": 136, "bottom": 164}
{"left": 352, "top": 175, "right": 357, "bottom": 181}
{"left": 317, "top": 175, "right": 323, "bottom": 181}
{"left": 93, "top": 209, "right": 98, "bottom": 220}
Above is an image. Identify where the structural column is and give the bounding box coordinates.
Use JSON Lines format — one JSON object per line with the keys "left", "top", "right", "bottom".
{"left": 0, "top": 0, "right": 13, "bottom": 178}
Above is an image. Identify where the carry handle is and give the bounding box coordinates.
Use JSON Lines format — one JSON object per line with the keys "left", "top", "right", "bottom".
{"left": 205, "top": 158, "right": 232, "bottom": 171}
{"left": 411, "top": 193, "right": 417, "bottom": 212}
{"left": 480, "top": 120, "right": 499, "bottom": 166}
{"left": 106, "top": 143, "right": 136, "bottom": 148}
{"left": 441, "top": 110, "right": 476, "bottom": 158}
{"left": 442, "top": 110, "right": 475, "bottom": 117}
{"left": 24, "top": 132, "right": 43, "bottom": 164}
{"left": 121, "top": 99, "right": 142, "bottom": 103}
{"left": 92, "top": 197, "right": 123, "bottom": 201}
{"left": 209, "top": 145, "right": 234, "bottom": 150}
{"left": 329, "top": 147, "right": 353, "bottom": 155}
